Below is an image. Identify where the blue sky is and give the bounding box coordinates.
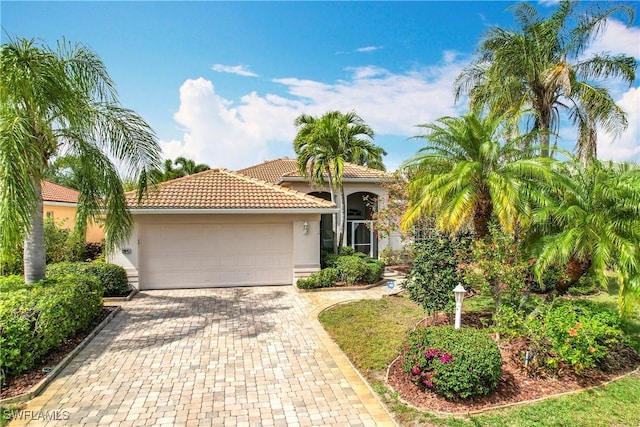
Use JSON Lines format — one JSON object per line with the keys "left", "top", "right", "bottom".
{"left": 2, "top": 1, "right": 639, "bottom": 170}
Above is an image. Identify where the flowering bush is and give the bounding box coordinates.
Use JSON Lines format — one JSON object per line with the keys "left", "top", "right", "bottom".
{"left": 402, "top": 326, "right": 502, "bottom": 400}
{"left": 526, "top": 299, "right": 624, "bottom": 374}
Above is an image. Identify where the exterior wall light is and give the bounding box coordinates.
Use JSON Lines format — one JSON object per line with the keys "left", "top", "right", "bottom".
{"left": 303, "top": 221, "right": 309, "bottom": 235}
{"left": 453, "top": 284, "right": 466, "bottom": 329}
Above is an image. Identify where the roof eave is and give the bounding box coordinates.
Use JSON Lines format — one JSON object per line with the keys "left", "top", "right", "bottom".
{"left": 128, "top": 207, "right": 338, "bottom": 215}
{"left": 280, "top": 177, "right": 394, "bottom": 183}
{"left": 42, "top": 201, "right": 78, "bottom": 207}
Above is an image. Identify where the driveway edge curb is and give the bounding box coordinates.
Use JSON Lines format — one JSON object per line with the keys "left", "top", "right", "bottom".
{"left": 311, "top": 298, "right": 398, "bottom": 426}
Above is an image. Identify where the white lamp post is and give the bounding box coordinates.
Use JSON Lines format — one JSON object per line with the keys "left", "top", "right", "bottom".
{"left": 453, "top": 284, "right": 466, "bottom": 329}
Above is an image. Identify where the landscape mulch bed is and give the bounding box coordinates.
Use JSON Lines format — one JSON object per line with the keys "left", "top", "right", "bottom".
{"left": 387, "top": 312, "right": 640, "bottom": 414}
{"left": 0, "top": 307, "right": 116, "bottom": 400}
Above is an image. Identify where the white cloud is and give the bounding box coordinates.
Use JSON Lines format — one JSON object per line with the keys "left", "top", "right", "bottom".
{"left": 159, "top": 78, "right": 269, "bottom": 169}
{"left": 356, "top": 46, "right": 382, "bottom": 53}
{"left": 161, "top": 54, "right": 466, "bottom": 169}
{"left": 583, "top": 19, "right": 640, "bottom": 60}
{"left": 211, "top": 64, "right": 258, "bottom": 77}
{"left": 597, "top": 86, "right": 640, "bottom": 162}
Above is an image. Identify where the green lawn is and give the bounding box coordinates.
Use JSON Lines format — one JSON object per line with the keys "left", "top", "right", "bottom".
{"left": 318, "top": 290, "right": 640, "bottom": 427}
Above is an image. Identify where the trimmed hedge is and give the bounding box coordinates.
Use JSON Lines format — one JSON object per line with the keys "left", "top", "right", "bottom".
{"left": 0, "top": 275, "right": 103, "bottom": 383}
{"left": 296, "top": 268, "right": 339, "bottom": 290}
{"left": 297, "top": 255, "right": 385, "bottom": 289}
{"left": 402, "top": 326, "right": 502, "bottom": 400}
{"left": 47, "top": 262, "right": 129, "bottom": 297}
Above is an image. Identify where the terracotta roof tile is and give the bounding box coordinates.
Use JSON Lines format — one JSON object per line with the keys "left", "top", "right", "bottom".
{"left": 237, "top": 158, "right": 392, "bottom": 183}
{"left": 41, "top": 181, "right": 79, "bottom": 204}
{"left": 237, "top": 158, "right": 299, "bottom": 183}
{"left": 126, "top": 168, "right": 336, "bottom": 210}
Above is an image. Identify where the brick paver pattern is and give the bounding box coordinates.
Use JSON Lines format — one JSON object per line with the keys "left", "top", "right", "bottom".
{"left": 10, "top": 285, "right": 400, "bottom": 426}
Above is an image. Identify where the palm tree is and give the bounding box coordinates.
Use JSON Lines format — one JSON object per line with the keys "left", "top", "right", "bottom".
{"left": 0, "top": 38, "right": 161, "bottom": 283}
{"left": 454, "top": 1, "right": 636, "bottom": 163}
{"left": 293, "top": 110, "right": 386, "bottom": 253}
{"left": 530, "top": 159, "right": 640, "bottom": 315}
{"left": 149, "top": 157, "right": 210, "bottom": 183}
{"left": 401, "top": 113, "right": 553, "bottom": 239}
{"left": 174, "top": 156, "right": 210, "bottom": 175}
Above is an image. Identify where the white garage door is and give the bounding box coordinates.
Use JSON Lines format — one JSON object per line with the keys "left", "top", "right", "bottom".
{"left": 139, "top": 223, "right": 293, "bottom": 289}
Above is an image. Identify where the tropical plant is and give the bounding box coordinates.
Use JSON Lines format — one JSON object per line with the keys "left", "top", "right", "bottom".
{"left": 43, "top": 154, "right": 83, "bottom": 189}
{"left": 174, "top": 156, "right": 209, "bottom": 175}
{"left": 0, "top": 37, "right": 161, "bottom": 283}
{"left": 401, "top": 113, "right": 552, "bottom": 238}
{"left": 454, "top": 1, "right": 636, "bottom": 162}
{"left": 148, "top": 157, "right": 210, "bottom": 183}
{"left": 530, "top": 159, "right": 640, "bottom": 316}
{"left": 293, "top": 110, "right": 386, "bottom": 252}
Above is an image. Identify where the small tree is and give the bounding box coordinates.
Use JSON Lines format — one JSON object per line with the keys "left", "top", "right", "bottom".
{"left": 461, "top": 225, "right": 530, "bottom": 313}
{"left": 404, "top": 230, "right": 471, "bottom": 319}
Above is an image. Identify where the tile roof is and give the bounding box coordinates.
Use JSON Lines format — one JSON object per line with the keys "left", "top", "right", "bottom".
{"left": 42, "top": 180, "right": 79, "bottom": 204}
{"left": 237, "top": 158, "right": 299, "bottom": 184}
{"left": 237, "top": 158, "right": 393, "bottom": 183}
{"left": 126, "top": 168, "right": 336, "bottom": 210}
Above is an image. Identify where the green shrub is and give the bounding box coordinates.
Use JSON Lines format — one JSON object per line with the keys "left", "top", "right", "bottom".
{"left": 364, "top": 260, "right": 385, "bottom": 284}
{"left": 566, "top": 274, "right": 599, "bottom": 296}
{"left": 322, "top": 253, "right": 340, "bottom": 269}
{"left": 0, "top": 275, "right": 103, "bottom": 384}
{"left": 527, "top": 300, "right": 624, "bottom": 374}
{"left": 296, "top": 275, "right": 318, "bottom": 289}
{"left": 47, "top": 261, "right": 129, "bottom": 297}
{"left": 529, "top": 264, "right": 562, "bottom": 294}
{"left": 0, "top": 219, "right": 98, "bottom": 275}
{"left": 319, "top": 268, "right": 339, "bottom": 286}
{"left": 405, "top": 233, "right": 471, "bottom": 316}
{"left": 402, "top": 326, "right": 502, "bottom": 400}
{"left": 492, "top": 305, "right": 526, "bottom": 339}
{"left": 462, "top": 227, "right": 529, "bottom": 310}
{"left": 296, "top": 268, "right": 339, "bottom": 290}
{"left": 339, "top": 246, "right": 355, "bottom": 256}
{"left": 335, "top": 256, "right": 369, "bottom": 285}
{"left": 0, "top": 275, "right": 31, "bottom": 294}
{"left": 83, "top": 242, "right": 104, "bottom": 261}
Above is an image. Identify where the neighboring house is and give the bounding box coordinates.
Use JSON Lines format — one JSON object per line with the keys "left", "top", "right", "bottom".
{"left": 238, "top": 158, "right": 403, "bottom": 258}
{"left": 42, "top": 180, "right": 104, "bottom": 243}
{"left": 110, "top": 168, "right": 337, "bottom": 289}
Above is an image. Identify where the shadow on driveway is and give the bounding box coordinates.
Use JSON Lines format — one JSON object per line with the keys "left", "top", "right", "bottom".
{"left": 102, "top": 287, "right": 293, "bottom": 353}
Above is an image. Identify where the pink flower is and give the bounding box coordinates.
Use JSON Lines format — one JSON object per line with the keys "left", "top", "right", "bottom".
{"left": 439, "top": 353, "right": 453, "bottom": 364}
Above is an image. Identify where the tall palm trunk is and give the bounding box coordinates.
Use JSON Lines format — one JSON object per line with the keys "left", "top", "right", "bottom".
{"left": 338, "top": 186, "right": 347, "bottom": 248}
{"left": 24, "top": 180, "right": 46, "bottom": 283}
{"left": 326, "top": 170, "right": 339, "bottom": 254}
{"left": 537, "top": 99, "right": 552, "bottom": 158}
{"left": 557, "top": 256, "right": 591, "bottom": 295}
{"left": 473, "top": 192, "right": 493, "bottom": 239}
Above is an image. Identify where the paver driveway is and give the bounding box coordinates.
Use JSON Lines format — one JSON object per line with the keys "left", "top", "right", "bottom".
{"left": 10, "top": 286, "right": 397, "bottom": 426}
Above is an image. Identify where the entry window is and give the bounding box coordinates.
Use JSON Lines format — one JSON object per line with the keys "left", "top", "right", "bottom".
{"left": 347, "top": 220, "right": 375, "bottom": 257}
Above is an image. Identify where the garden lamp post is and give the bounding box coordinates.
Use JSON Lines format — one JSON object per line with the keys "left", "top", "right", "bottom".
{"left": 453, "top": 284, "right": 466, "bottom": 329}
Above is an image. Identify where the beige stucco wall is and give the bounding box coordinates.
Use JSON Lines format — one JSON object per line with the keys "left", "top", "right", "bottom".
{"left": 109, "top": 213, "right": 322, "bottom": 288}
{"left": 43, "top": 202, "right": 105, "bottom": 243}
{"left": 283, "top": 181, "right": 403, "bottom": 253}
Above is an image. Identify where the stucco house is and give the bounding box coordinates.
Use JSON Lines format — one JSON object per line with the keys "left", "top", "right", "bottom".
{"left": 111, "top": 160, "right": 402, "bottom": 290}
{"left": 238, "top": 158, "right": 402, "bottom": 258}
{"left": 42, "top": 180, "right": 104, "bottom": 243}
{"left": 110, "top": 168, "right": 337, "bottom": 289}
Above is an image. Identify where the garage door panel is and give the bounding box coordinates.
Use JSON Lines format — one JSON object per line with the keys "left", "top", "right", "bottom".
{"left": 140, "top": 223, "right": 293, "bottom": 289}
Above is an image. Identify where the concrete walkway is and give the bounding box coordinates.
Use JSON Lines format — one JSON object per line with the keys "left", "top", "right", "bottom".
{"left": 10, "top": 284, "right": 401, "bottom": 426}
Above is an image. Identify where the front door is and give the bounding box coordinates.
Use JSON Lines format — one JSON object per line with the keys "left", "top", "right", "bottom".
{"left": 347, "top": 220, "right": 375, "bottom": 257}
